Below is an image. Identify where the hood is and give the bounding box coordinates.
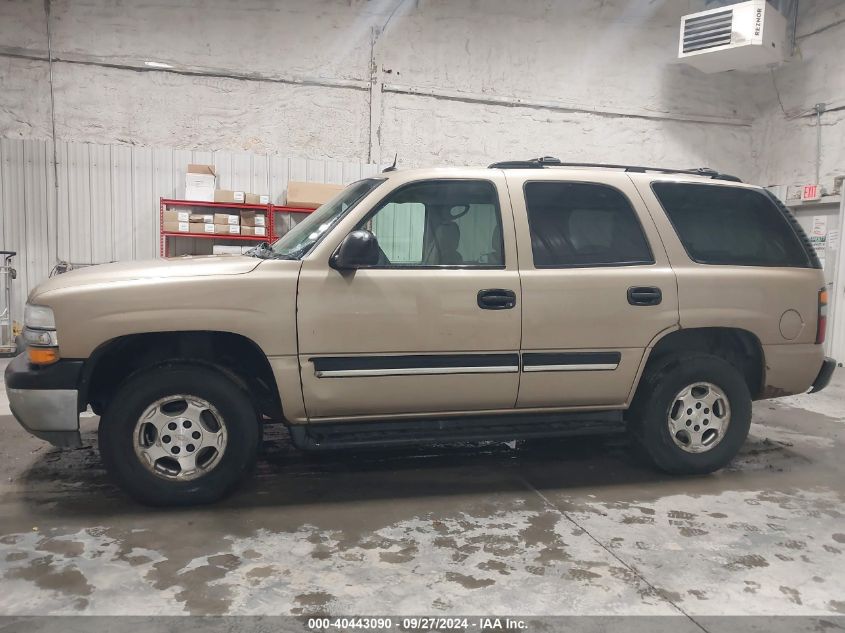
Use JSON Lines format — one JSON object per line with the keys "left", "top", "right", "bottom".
{"left": 30, "top": 255, "right": 263, "bottom": 300}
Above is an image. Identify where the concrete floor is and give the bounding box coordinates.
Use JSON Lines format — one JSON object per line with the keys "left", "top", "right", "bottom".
{"left": 0, "top": 359, "right": 843, "bottom": 619}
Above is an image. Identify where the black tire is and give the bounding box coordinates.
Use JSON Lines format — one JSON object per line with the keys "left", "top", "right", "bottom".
{"left": 99, "top": 363, "right": 260, "bottom": 506}
{"left": 629, "top": 353, "right": 751, "bottom": 475}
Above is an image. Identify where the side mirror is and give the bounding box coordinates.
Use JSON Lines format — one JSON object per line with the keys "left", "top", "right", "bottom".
{"left": 331, "top": 230, "right": 380, "bottom": 270}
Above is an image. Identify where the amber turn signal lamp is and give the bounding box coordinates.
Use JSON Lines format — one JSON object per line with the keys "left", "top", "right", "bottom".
{"left": 28, "top": 347, "right": 60, "bottom": 365}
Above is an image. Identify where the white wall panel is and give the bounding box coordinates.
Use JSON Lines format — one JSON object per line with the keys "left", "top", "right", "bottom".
{"left": 251, "top": 156, "right": 269, "bottom": 202}
{"left": 268, "top": 155, "right": 289, "bottom": 205}
{"left": 0, "top": 139, "right": 55, "bottom": 326}
{"left": 23, "top": 141, "right": 52, "bottom": 297}
{"left": 0, "top": 140, "right": 27, "bottom": 326}
{"left": 55, "top": 141, "right": 71, "bottom": 265}
{"left": 131, "top": 146, "right": 155, "bottom": 260}
{"left": 111, "top": 145, "right": 134, "bottom": 262}
{"left": 0, "top": 138, "right": 376, "bottom": 326}
{"left": 89, "top": 143, "right": 113, "bottom": 263}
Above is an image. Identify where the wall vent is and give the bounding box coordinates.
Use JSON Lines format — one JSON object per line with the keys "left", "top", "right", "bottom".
{"left": 682, "top": 8, "right": 734, "bottom": 53}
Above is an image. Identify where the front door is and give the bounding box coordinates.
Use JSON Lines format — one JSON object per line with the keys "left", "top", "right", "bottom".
{"left": 508, "top": 171, "right": 680, "bottom": 409}
{"left": 297, "top": 175, "right": 522, "bottom": 420}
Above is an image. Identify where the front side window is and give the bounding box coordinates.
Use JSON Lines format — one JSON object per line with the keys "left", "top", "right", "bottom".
{"left": 524, "top": 182, "right": 654, "bottom": 268}
{"left": 359, "top": 180, "right": 504, "bottom": 267}
{"left": 272, "top": 178, "right": 384, "bottom": 259}
{"left": 652, "top": 183, "right": 811, "bottom": 267}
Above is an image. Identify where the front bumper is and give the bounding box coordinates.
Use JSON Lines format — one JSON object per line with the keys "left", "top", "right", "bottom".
{"left": 4, "top": 353, "right": 84, "bottom": 448}
{"left": 809, "top": 356, "right": 837, "bottom": 394}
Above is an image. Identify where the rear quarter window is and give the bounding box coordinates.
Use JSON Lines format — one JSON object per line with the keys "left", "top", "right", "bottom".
{"left": 652, "top": 182, "right": 812, "bottom": 268}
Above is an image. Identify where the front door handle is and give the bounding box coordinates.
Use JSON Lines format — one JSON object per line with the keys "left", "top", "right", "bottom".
{"left": 478, "top": 289, "right": 517, "bottom": 310}
{"left": 627, "top": 286, "right": 662, "bottom": 306}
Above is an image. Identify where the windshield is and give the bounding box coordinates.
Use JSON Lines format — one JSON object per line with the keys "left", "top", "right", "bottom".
{"left": 271, "top": 178, "right": 385, "bottom": 259}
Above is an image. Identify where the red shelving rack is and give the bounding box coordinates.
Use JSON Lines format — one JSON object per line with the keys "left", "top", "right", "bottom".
{"left": 269, "top": 204, "right": 316, "bottom": 246}
{"left": 160, "top": 198, "right": 275, "bottom": 257}
{"left": 160, "top": 199, "right": 322, "bottom": 256}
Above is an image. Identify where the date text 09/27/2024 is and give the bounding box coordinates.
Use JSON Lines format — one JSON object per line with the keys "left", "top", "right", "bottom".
{"left": 306, "top": 617, "right": 528, "bottom": 631}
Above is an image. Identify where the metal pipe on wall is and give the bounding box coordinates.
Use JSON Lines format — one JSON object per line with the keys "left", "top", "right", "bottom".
{"left": 814, "top": 103, "right": 826, "bottom": 185}
{"left": 44, "top": 0, "right": 60, "bottom": 267}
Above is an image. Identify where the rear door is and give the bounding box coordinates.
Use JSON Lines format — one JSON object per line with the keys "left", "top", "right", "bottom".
{"left": 507, "top": 170, "right": 679, "bottom": 408}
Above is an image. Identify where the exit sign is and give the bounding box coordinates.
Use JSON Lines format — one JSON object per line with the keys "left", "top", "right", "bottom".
{"left": 801, "top": 184, "right": 822, "bottom": 201}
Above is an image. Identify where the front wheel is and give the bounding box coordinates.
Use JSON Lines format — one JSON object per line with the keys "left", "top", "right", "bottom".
{"left": 629, "top": 353, "right": 752, "bottom": 475}
{"left": 99, "top": 363, "right": 260, "bottom": 506}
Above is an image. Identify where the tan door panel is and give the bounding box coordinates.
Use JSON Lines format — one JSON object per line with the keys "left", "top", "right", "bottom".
{"left": 297, "top": 267, "right": 522, "bottom": 418}
{"left": 516, "top": 348, "right": 644, "bottom": 408}
{"left": 297, "top": 174, "right": 522, "bottom": 419}
{"left": 506, "top": 170, "right": 680, "bottom": 408}
{"left": 297, "top": 268, "right": 520, "bottom": 355}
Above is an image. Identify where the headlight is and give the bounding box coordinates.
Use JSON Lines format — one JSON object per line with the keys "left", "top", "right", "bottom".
{"left": 23, "top": 328, "right": 58, "bottom": 346}
{"left": 24, "top": 304, "right": 56, "bottom": 330}
{"left": 23, "top": 303, "right": 60, "bottom": 365}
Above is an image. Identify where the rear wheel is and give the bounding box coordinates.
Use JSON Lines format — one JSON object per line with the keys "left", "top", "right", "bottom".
{"left": 99, "top": 363, "right": 260, "bottom": 506}
{"left": 629, "top": 353, "right": 751, "bottom": 475}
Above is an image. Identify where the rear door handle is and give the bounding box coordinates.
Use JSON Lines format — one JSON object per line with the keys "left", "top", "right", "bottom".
{"left": 627, "top": 286, "right": 662, "bottom": 306}
{"left": 478, "top": 289, "right": 517, "bottom": 310}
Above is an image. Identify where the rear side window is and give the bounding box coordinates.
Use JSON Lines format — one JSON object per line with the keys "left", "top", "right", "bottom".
{"left": 652, "top": 183, "right": 811, "bottom": 267}
{"left": 524, "top": 182, "right": 654, "bottom": 268}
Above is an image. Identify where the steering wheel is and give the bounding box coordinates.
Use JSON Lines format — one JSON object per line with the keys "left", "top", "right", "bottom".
{"left": 448, "top": 205, "right": 470, "bottom": 220}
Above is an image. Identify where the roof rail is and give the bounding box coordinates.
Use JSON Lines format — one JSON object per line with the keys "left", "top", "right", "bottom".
{"left": 487, "top": 157, "right": 742, "bottom": 182}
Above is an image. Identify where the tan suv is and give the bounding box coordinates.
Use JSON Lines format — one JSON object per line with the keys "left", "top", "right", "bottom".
{"left": 5, "top": 158, "right": 836, "bottom": 505}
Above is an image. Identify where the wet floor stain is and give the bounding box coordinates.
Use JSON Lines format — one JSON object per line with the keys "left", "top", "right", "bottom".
{"left": 779, "top": 586, "right": 803, "bottom": 605}
{"left": 445, "top": 571, "right": 496, "bottom": 589}
{"left": 1, "top": 392, "right": 845, "bottom": 616}
{"left": 569, "top": 568, "right": 602, "bottom": 582}
{"left": 0, "top": 509, "right": 672, "bottom": 615}
{"left": 293, "top": 590, "right": 335, "bottom": 615}
{"left": 7, "top": 555, "right": 94, "bottom": 597}
{"left": 727, "top": 554, "right": 770, "bottom": 570}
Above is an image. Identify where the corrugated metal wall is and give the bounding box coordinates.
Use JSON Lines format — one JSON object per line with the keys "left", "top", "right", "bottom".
{"left": 0, "top": 138, "right": 379, "bottom": 323}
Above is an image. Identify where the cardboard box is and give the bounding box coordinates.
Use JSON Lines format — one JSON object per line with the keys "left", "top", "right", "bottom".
{"left": 213, "top": 213, "right": 239, "bottom": 225}
{"left": 190, "top": 213, "right": 214, "bottom": 224}
{"left": 241, "top": 226, "right": 267, "bottom": 237}
{"left": 239, "top": 210, "right": 266, "bottom": 227}
{"left": 244, "top": 193, "right": 270, "bottom": 205}
{"left": 163, "top": 209, "right": 191, "bottom": 223}
{"left": 163, "top": 220, "right": 191, "bottom": 233}
{"left": 214, "top": 190, "right": 245, "bottom": 204}
{"left": 163, "top": 221, "right": 219, "bottom": 234}
{"left": 286, "top": 181, "right": 344, "bottom": 209}
{"left": 214, "top": 224, "right": 240, "bottom": 235}
{"left": 185, "top": 165, "right": 216, "bottom": 202}
{"left": 241, "top": 215, "right": 266, "bottom": 228}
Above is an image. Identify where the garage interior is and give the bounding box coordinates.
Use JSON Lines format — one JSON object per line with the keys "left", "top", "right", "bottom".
{"left": 1, "top": 0, "right": 845, "bottom": 628}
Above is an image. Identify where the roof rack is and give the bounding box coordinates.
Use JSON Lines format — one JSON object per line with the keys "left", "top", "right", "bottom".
{"left": 487, "top": 157, "right": 742, "bottom": 182}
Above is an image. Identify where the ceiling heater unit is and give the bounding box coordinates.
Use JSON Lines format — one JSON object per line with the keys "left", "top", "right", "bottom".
{"left": 678, "top": 1, "right": 787, "bottom": 73}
